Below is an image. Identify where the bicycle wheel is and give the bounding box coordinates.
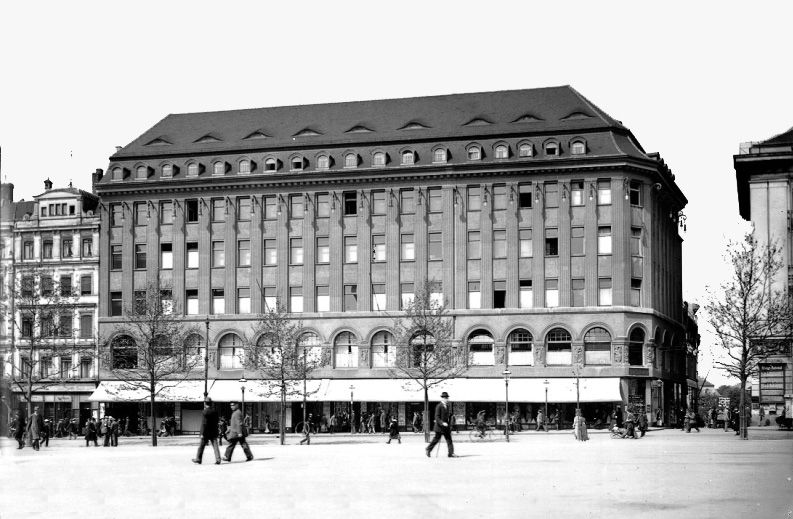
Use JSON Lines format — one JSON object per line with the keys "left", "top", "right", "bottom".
{"left": 468, "top": 430, "right": 478, "bottom": 442}
{"left": 294, "top": 422, "right": 304, "bottom": 434}
{"left": 485, "top": 429, "right": 494, "bottom": 441}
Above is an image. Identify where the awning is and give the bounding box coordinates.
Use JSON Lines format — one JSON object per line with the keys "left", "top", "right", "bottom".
{"left": 88, "top": 380, "right": 210, "bottom": 402}
{"left": 209, "top": 379, "right": 329, "bottom": 402}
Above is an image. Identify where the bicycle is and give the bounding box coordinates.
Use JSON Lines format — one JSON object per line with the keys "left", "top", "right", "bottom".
{"left": 468, "top": 426, "right": 494, "bottom": 442}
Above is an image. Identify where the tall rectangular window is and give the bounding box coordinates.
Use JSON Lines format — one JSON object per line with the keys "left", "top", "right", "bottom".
{"left": 519, "top": 280, "right": 533, "bottom": 308}
{"left": 133, "top": 291, "right": 146, "bottom": 314}
{"left": 264, "top": 196, "right": 277, "bottom": 220}
{"left": 401, "top": 283, "right": 415, "bottom": 309}
{"left": 134, "top": 203, "right": 147, "bottom": 226}
{"left": 597, "top": 180, "right": 611, "bottom": 205}
{"left": 80, "top": 314, "right": 93, "bottom": 339}
{"left": 80, "top": 358, "right": 92, "bottom": 378}
{"left": 23, "top": 241, "right": 34, "bottom": 259}
{"left": 629, "top": 181, "right": 642, "bottom": 206}
{"left": 43, "top": 240, "right": 53, "bottom": 259}
{"left": 62, "top": 239, "right": 73, "bottom": 258}
{"left": 160, "top": 201, "right": 173, "bottom": 225}
{"left": 237, "top": 197, "right": 251, "bottom": 221}
{"left": 290, "top": 195, "right": 304, "bottom": 219}
{"left": 316, "top": 193, "right": 330, "bottom": 217}
{"left": 237, "top": 288, "right": 250, "bottom": 314}
{"left": 264, "top": 240, "right": 277, "bottom": 266}
{"left": 316, "top": 286, "right": 329, "bottom": 312}
{"left": 571, "top": 227, "right": 585, "bottom": 256}
{"left": 290, "top": 287, "right": 303, "bottom": 313}
{"left": 59, "top": 313, "right": 73, "bottom": 337}
{"left": 400, "top": 190, "right": 415, "bottom": 214}
{"left": 519, "top": 229, "right": 532, "bottom": 258}
{"left": 468, "top": 282, "right": 481, "bottom": 309}
{"left": 428, "top": 232, "right": 442, "bottom": 261}
{"left": 344, "top": 236, "right": 357, "bottom": 263}
{"left": 401, "top": 234, "right": 415, "bottom": 261}
{"left": 185, "top": 200, "right": 199, "bottom": 222}
{"left": 41, "top": 276, "right": 53, "bottom": 297}
{"left": 212, "top": 241, "right": 225, "bottom": 267}
{"left": 545, "top": 279, "right": 559, "bottom": 308}
{"left": 598, "top": 226, "right": 612, "bottom": 255}
{"left": 518, "top": 184, "right": 532, "bottom": 208}
{"left": 631, "top": 227, "right": 642, "bottom": 256}
{"left": 110, "top": 204, "right": 122, "bottom": 227}
{"left": 60, "top": 275, "right": 72, "bottom": 296}
{"left": 630, "top": 278, "right": 642, "bottom": 306}
{"left": 161, "top": 243, "right": 173, "bottom": 269}
{"left": 110, "top": 292, "right": 122, "bottom": 316}
{"left": 492, "top": 185, "right": 507, "bottom": 211}
{"left": 212, "top": 289, "right": 225, "bottom": 314}
{"left": 371, "top": 191, "right": 386, "bottom": 215}
{"left": 428, "top": 188, "right": 443, "bottom": 212}
{"left": 372, "top": 234, "right": 386, "bottom": 262}
{"left": 212, "top": 199, "right": 225, "bottom": 222}
{"left": 186, "top": 290, "right": 199, "bottom": 315}
{"left": 493, "top": 280, "right": 507, "bottom": 309}
{"left": 135, "top": 244, "right": 146, "bottom": 269}
{"left": 80, "top": 275, "right": 92, "bottom": 295}
{"left": 599, "top": 278, "right": 612, "bottom": 306}
{"left": 467, "top": 186, "right": 481, "bottom": 211}
{"left": 571, "top": 181, "right": 584, "bottom": 206}
{"left": 290, "top": 238, "right": 303, "bottom": 265}
{"left": 61, "top": 358, "right": 73, "bottom": 378}
{"left": 316, "top": 237, "right": 329, "bottom": 263}
{"left": 82, "top": 238, "right": 93, "bottom": 257}
{"left": 111, "top": 245, "right": 122, "bottom": 270}
{"left": 572, "top": 278, "right": 585, "bottom": 307}
{"left": 545, "top": 229, "right": 558, "bottom": 256}
{"left": 372, "top": 284, "right": 386, "bottom": 311}
{"left": 343, "top": 192, "right": 357, "bottom": 215}
{"left": 544, "top": 183, "right": 559, "bottom": 208}
{"left": 343, "top": 285, "right": 357, "bottom": 312}
{"left": 493, "top": 230, "right": 507, "bottom": 259}
{"left": 186, "top": 242, "right": 199, "bottom": 268}
{"left": 429, "top": 282, "right": 443, "bottom": 307}
{"left": 467, "top": 231, "right": 481, "bottom": 260}
{"left": 238, "top": 240, "right": 251, "bottom": 266}
{"left": 263, "top": 287, "right": 276, "bottom": 311}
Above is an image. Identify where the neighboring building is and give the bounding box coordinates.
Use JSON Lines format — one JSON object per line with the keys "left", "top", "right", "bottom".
{"left": 735, "top": 127, "right": 793, "bottom": 419}
{"left": 684, "top": 302, "right": 701, "bottom": 409}
{"left": 0, "top": 182, "right": 16, "bottom": 433}
{"left": 1, "top": 179, "right": 100, "bottom": 425}
{"left": 94, "top": 86, "right": 690, "bottom": 433}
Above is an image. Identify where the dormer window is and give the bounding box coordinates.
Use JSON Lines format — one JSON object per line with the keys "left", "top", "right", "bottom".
{"left": 136, "top": 166, "right": 148, "bottom": 180}
{"left": 162, "top": 164, "right": 173, "bottom": 178}
{"left": 317, "top": 155, "right": 330, "bottom": 170}
{"left": 571, "top": 141, "right": 586, "bottom": 155}
{"left": 544, "top": 142, "right": 560, "bottom": 156}
{"left": 433, "top": 148, "right": 447, "bottom": 163}
{"left": 187, "top": 163, "right": 199, "bottom": 177}
{"left": 213, "top": 161, "right": 225, "bottom": 175}
{"left": 495, "top": 145, "right": 509, "bottom": 159}
{"left": 373, "top": 152, "right": 386, "bottom": 167}
{"left": 264, "top": 158, "right": 277, "bottom": 172}
{"left": 344, "top": 153, "right": 358, "bottom": 168}
{"left": 467, "top": 146, "right": 481, "bottom": 161}
{"left": 519, "top": 143, "right": 533, "bottom": 157}
{"left": 111, "top": 167, "right": 123, "bottom": 181}
{"left": 239, "top": 160, "right": 251, "bottom": 174}
{"left": 291, "top": 157, "right": 304, "bottom": 171}
{"left": 401, "top": 151, "right": 415, "bottom": 165}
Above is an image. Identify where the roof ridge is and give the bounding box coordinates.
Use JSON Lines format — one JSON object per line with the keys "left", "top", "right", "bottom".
{"left": 566, "top": 86, "right": 623, "bottom": 128}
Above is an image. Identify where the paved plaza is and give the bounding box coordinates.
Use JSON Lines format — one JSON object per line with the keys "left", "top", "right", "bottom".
{"left": 1, "top": 428, "right": 791, "bottom": 519}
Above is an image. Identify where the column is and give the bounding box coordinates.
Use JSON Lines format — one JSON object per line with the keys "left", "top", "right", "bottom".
{"left": 505, "top": 182, "right": 519, "bottom": 308}
{"left": 442, "top": 187, "right": 456, "bottom": 308}
{"left": 481, "top": 184, "right": 493, "bottom": 308}
{"left": 250, "top": 196, "right": 263, "bottom": 314}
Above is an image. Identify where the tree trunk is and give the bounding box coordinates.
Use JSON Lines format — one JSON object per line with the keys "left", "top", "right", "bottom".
{"left": 150, "top": 384, "right": 158, "bottom": 447}
{"left": 25, "top": 381, "right": 33, "bottom": 447}
{"left": 739, "top": 376, "right": 747, "bottom": 440}
{"left": 280, "top": 387, "right": 286, "bottom": 446}
{"left": 423, "top": 385, "right": 430, "bottom": 443}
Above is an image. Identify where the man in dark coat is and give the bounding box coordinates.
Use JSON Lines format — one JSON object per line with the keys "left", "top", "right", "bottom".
{"left": 26, "top": 406, "right": 44, "bottom": 451}
{"left": 193, "top": 398, "right": 221, "bottom": 464}
{"left": 223, "top": 402, "right": 253, "bottom": 462}
{"left": 13, "top": 412, "right": 25, "bottom": 449}
{"left": 425, "top": 392, "right": 456, "bottom": 458}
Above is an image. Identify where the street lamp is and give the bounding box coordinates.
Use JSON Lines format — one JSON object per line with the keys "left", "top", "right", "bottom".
{"left": 543, "top": 379, "right": 549, "bottom": 433}
{"left": 203, "top": 316, "right": 210, "bottom": 399}
{"left": 349, "top": 384, "right": 355, "bottom": 434}
{"left": 503, "top": 369, "right": 511, "bottom": 443}
{"left": 239, "top": 377, "right": 247, "bottom": 424}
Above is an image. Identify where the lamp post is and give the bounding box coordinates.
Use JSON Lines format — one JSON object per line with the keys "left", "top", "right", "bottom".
{"left": 349, "top": 384, "right": 355, "bottom": 434}
{"left": 302, "top": 348, "right": 307, "bottom": 435}
{"left": 203, "top": 316, "right": 210, "bottom": 399}
{"left": 239, "top": 377, "right": 247, "bottom": 423}
{"left": 503, "top": 369, "right": 511, "bottom": 443}
{"left": 543, "top": 379, "right": 549, "bottom": 433}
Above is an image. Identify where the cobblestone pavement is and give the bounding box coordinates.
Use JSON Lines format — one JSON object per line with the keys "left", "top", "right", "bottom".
{"left": 1, "top": 428, "right": 791, "bottom": 519}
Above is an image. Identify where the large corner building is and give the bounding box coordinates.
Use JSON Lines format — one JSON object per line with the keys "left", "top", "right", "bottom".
{"left": 93, "top": 86, "right": 692, "bottom": 433}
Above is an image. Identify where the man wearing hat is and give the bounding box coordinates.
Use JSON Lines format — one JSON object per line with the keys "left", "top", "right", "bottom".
{"left": 192, "top": 398, "right": 221, "bottom": 464}
{"left": 426, "top": 391, "right": 456, "bottom": 457}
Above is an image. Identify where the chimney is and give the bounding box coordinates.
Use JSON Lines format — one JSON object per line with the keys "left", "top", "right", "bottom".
{"left": 44, "top": 178, "right": 53, "bottom": 191}
{"left": 92, "top": 168, "right": 104, "bottom": 194}
{"left": 115, "top": 146, "right": 123, "bottom": 153}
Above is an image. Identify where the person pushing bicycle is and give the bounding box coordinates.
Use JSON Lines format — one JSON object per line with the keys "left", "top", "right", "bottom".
{"left": 475, "top": 410, "right": 487, "bottom": 439}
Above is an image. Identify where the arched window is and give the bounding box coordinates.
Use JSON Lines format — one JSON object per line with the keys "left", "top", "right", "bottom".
{"left": 544, "top": 142, "right": 559, "bottom": 156}
{"left": 111, "top": 335, "right": 137, "bottom": 369}
{"left": 218, "top": 333, "right": 244, "bottom": 369}
{"left": 162, "top": 164, "right": 173, "bottom": 178}
{"left": 184, "top": 333, "right": 204, "bottom": 368}
{"left": 584, "top": 327, "right": 612, "bottom": 365}
{"left": 628, "top": 328, "right": 645, "bottom": 366}
{"left": 411, "top": 332, "right": 435, "bottom": 367}
{"left": 291, "top": 156, "right": 304, "bottom": 171}
{"left": 111, "top": 167, "right": 123, "bottom": 181}
{"left": 518, "top": 143, "right": 533, "bottom": 157}
{"left": 508, "top": 329, "right": 533, "bottom": 366}
{"left": 433, "top": 148, "right": 447, "bottom": 163}
{"left": 317, "top": 155, "right": 330, "bottom": 169}
{"left": 401, "top": 151, "right": 415, "bottom": 165}
{"left": 344, "top": 153, "right": 358, "bottom": 168}
{"left": 152, "top": 335, "right": 173, "bottom": 357}
{"left": 254, "top": 333, "right": 279, "bottom": 365}
{"left": 467, "top": 146, "right": 481, "bottom": 161}
{"left": 213, "top": 161, "right": 225, "bottom": 175}
{"left": 136, "top": 166, "right": 148, "bottom": 179}
{"left": 468, "top": 330, "right": 494, "bottom": 366}
{"left": 264, "top": 158, "right": 277, "bottom": 172}
{"left": 371, "top": 331, "right": 394, "bottom": 367}
{"left": 571, "top": 141, "right": 586, "bottom": 155}
{"left": 546, "top": 328, "right": 571, "bottom": 365}
{"left": 334, "top": 332, "right": 358, "bottom": 368}
{"left": 372, "top": 152, "right": 386, "bottom": 167}
{"left": 187, "top": 163, "right": 199, "bottom": 177}
{"left": 494, "top": 145, "right": 509, "bottom": 159}
{"left": 239, "top": 160, "right": 251, "bottom": 174}
{"left": 298, "top": 332, "right": 322, "bottom": 365}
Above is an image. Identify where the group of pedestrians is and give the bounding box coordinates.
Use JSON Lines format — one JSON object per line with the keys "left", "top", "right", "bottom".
{"left": 11, "top": 406, "right": 45, "bottom": 450}
{"left": 193, "top": 399, "right": 253, "bottom": 464}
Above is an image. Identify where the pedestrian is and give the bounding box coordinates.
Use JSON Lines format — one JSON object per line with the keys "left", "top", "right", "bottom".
{"left": 299, "top": 419, "right": 311, "bottom": 445}
{"left": 536, "top": 409, "right": 546, "bottom": 431}
{"left": 656, "top": 408, "right": 663, "bottom": 427}
{"left": 111, "top": 417, "right": 120, "bottom": 446}
{"left": 192, "top": 398, "right": 221, "bottom": 465}
{"left": 758, "top": 406, "right": 765, "bottom": 427}
{"left": 367, "top": 412, "right": 375, "bottom": 434}
{"left": 638, "top": 410, "right": 648, "bottom": 437}
{"left": 386, "top": 417, "right": 401, "bottom": 444}
{"left": 13, "top": 411, "right": 25, "bottom": 449}
{"left": 572, "top": 408, "right": 589, "bottom": 442}
{"left": 85, "top": 418, "right": 98, "bottom": 447}
{"left": 68, "top": 418, "right": 78, "bottom": 440}
{"left": 26, "top": 406, "right": 44, "bottom": 451}
{"left": 412, "top": 412, "right": 420, "bottom": 433}
{"left": 379, "top": 409, "right": 387, "bottom": 434}
{"left": 624, "top": 407, "right": 637, "bottom": 439}
{"left": 223, "top": 402, "right": 253, "bottom": 462}
{"left": 102, "top": 417, "right": 111, "bottom": 447}
{"left": 329, "top": 413, "right": 336, "bottom": 434}
{"left": 425, "top": 391, "right": 456, "bottom": 458}
{"left": 687, "top": 408, "right": 700, "bottom": 433}
{"left": 41, "top": 419, "right": 51, "bottom": 447}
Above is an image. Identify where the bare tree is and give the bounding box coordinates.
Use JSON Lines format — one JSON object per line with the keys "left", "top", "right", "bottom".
{"left": 99, "top": 282, "right": 200, "bottom": 446}
{"left": 390, "top": 281, "right": 468, "bottom": 442}
{"left": 1, "top": 267, "right": 92, "bottom": 430}
{"left": 705, "top": 232, "right": 791, "bottom": 439}
{"left": 243, "top": 301, "right": 322, "bottom": 446}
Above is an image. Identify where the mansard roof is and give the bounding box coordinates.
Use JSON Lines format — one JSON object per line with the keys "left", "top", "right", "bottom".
{"left": 112, "top": 86, "right": 636, "bottom": 159}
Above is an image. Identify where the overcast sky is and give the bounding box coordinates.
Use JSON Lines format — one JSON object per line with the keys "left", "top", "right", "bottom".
{"left": 2, "top": 1, "right": 791, "bottom": 386}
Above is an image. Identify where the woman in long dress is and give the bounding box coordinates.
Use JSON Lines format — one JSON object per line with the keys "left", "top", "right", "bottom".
{"left": 573, "top": 408, "right": 589, "bottom": 441}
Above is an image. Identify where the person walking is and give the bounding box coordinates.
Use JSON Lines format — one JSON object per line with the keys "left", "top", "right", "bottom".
{"left": 686, "top": 408, "right": 700, "bottom": 433}
{"left": 572, "top": 409, "right": 589, "bottom": 442}
{"left": 85, "top": 418, "right": 98, "bottom": 447}
{"left": 638, "top": 410, "right": 648, "bottom": 437}
{"left": 758, "top": 406, "right": 765, "bottom": 427}
{"left": 111, "top": 417, "right": 120, "bottom": 446}
{"left": 102, "top": 417, "right": 111, "bottom": 447}
{"left": 329, "top": 413, "right": 336, "bottom": 434}
{"left": 26, "top": 406, "right": 44, "bottom": 451}
{"left": 425, "top": 392, "right": 456, "bottom": 458}
{"left": 218, "top": 417, "right": 228, "bottom": 445}
{"left": 367, "top": 412, "right": 376, "bottom": 434}
{"left": 412, "top": 412, "right": 420, "bottom": 433}
{"left": 535, "top": 409, "right": 546, "bottom": 432}
{"left": 299, "top": 419, "right": 311, "bottom": 445}
{"left": 223, "top": 402, "right": 253, "bottom": 462}
{"left": 12, "top": 411, "right": 25, "bottom": 449}
{"left": 386, "top": 417, "right": 401, "bottom": 444}
{"left": 624, "top": 408, "right": 637, "bottom": 439}
{"left": 41, "top": 419, "right": 51, "bottom": 447}
{"left": 68, "top": 418, "right": 78, "bottom": 440}
{"left": 193, "top": 398, "right": 221, "bottom": 464}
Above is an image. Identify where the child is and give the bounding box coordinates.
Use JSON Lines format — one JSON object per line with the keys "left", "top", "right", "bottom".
{"left": 386, "top": 417, "right": 401, "bottom": 444}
